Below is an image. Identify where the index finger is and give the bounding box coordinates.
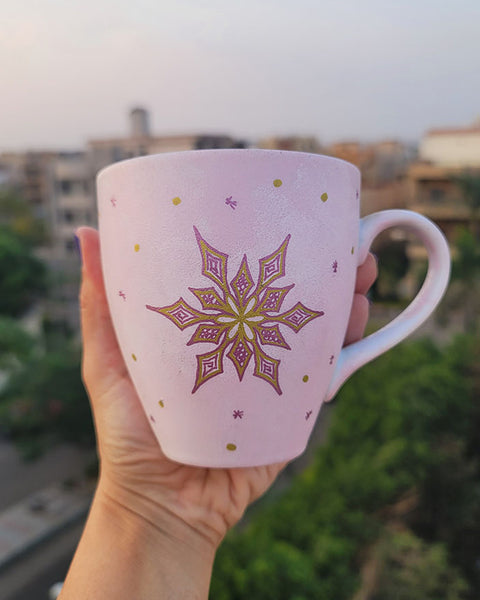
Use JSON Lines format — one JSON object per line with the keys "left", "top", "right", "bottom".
{"left": 355, "top": 252, "right": 378, "bottom": 295}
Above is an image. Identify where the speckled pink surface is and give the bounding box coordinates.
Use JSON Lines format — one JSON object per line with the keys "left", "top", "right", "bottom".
{"left": 97, "top": 150, "right": 450, "bottom": 467}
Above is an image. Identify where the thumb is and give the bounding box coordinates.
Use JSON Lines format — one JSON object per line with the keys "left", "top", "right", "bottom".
{"left": 76, "top": 227, "right": 128, "bottom": 399}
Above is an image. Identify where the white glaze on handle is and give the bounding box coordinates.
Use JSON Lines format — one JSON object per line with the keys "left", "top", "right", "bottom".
{"left": 325, "top": 210, "right": 451, "bottom": 401}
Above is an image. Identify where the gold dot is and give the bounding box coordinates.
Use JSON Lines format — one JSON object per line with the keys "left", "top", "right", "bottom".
{"left": 132, "top": 353, "right": 137, "bottom": 361}
{"left": 158, "top": 400, "right": 164, "bottom": 408}
{"left": 172, "top": 196, "right": 181, "bottom": 205}
{"left": 134, "top": 244, "right": 140, "bottom": 252}
{"left": 226, "top": 443, "right": 237, "bottom": 452}
{"left": 273, "top": 179, "right": 283, "bottom": 188}
{"left": 303, "top": 375, "right": 309, "bottom": 383}
{"left": 321, "top": 192, "right": 328, "bottom": 202}
{"left": 351, "top": 246, "right": 355, "bottom": 255}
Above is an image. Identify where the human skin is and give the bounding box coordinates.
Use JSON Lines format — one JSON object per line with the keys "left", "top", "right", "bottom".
{"left": 59, "top": 227, "right": 377, "bottom": 600}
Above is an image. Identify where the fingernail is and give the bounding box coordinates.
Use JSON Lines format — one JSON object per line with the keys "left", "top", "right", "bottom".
{"left": 372, "top": 252, "right": 379, "bottom": 264}
{"left": 74, "top": 234, "right": 82, "bottom": 263}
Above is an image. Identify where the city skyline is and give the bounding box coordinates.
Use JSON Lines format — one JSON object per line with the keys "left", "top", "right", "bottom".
{"left": 2, "top": 0, "right": 480, "bottom": 152}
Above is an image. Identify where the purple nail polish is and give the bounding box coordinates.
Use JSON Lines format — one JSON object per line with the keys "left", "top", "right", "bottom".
{"left": 74, "top": 234, "right": 82, "bottom": 262}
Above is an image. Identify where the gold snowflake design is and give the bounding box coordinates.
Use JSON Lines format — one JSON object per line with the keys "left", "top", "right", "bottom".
{"left": 146, "top": 227, "right": 324, "bottom": 394}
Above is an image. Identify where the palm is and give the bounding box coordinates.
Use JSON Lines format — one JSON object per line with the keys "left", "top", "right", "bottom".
{"left": 91, "top": 357, "right": 284, "bottom": 540}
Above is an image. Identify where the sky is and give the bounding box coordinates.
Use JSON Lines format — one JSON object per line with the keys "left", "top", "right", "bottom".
{"left": 1, "top": 0, "right": 480, "bottom": 151}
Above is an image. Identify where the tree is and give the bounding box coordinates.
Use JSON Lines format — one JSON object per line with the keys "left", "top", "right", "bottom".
{"left": 437, "top": 227, "right": 480, "bottom": 331}
{"left": 0, "top": 193, "right": 90, "bottom": 458}
{"left": 0, "top": 316, "right": 37, "bottom": 370}
{"left": 210, "top": 335, "right": 480, "bottom": 599}
{"left": 0, "top": 188, "right": 48, "bottom": 246}
{"left": 0, "top": 226, "right": 47, "bottom": 318}
{"left": 372, "top": 530, "right": 468, "bottom": 600}
{"left": 0, "top": 347, "right": 94, "bottom": 457}
{"left": 370, "top": 239, "right": 410, "bottom": 302}
{"left": 453, "top": 173, "right": 480, "bottom": 240}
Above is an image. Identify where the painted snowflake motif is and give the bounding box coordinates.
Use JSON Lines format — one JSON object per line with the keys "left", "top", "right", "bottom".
{"left": 146, "top": 227, "right": 324, "bottom": 395}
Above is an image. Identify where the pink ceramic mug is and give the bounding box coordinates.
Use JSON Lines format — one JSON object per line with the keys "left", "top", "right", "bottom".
{"left": 97, "top": 150, "right": 450, "bottom": 467}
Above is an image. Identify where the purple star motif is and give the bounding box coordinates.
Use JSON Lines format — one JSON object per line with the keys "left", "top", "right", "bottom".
{"left": 225, "top": 196, "right": 237, "bottom": 209}
{"left": 119, "top": 290, "right": 127, "bottom": 300}
{"left": 305, "top": 410, "right": 313, "bottom": 420}
{"left": 332, "top": 260, "right": 338, "bottom": 273}
{"left": 329, "top": 355, "right": 335, "bottom": 365}
{"left": 111, "top": 197, "right": 117, "bottom": 207}
{"left": 146, "top": 227, "right": 324, "bottom": 395}
{"left": 233, "top": 409, "right": 244, "bottom": 419}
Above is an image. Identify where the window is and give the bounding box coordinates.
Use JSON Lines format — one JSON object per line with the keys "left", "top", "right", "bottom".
{"left": 112, "top": 147, "right": 124, "bottom": 162}
{"left": 59, "top": 180, "right": 72, "bottom": 194}
{"left": 64, "top": 210, "right": 75, "bottom": 223}
{"left": 430, "top": 188, "right": 445, "bottom": 202}
{"left": 65, "top": 239, "right": 76, "bottom": 253}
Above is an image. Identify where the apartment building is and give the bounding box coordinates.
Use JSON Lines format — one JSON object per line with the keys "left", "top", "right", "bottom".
{"left": 406, "top": 120, "right": 480, "bottom": 244}
{"left": 0, "top": 108, "right": 246, "bottom": 330}
{"left": 89, "top": 107, "right": 245, "bottom": 175}
{"left": 419, "top": 122, "right": 480, "bottom": 168}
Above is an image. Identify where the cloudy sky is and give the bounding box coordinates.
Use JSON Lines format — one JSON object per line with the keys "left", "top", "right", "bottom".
{"left": 1, "top": 0, "right": 479, "bottom": 150}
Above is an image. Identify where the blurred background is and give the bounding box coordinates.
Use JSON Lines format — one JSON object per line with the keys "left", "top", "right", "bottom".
{"left": 1, "top": 1, "right": 479, "bottom": 598}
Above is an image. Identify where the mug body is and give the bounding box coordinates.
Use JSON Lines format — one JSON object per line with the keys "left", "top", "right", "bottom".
{"left": 97, "top": 149, "right": 361, "bottom": 466}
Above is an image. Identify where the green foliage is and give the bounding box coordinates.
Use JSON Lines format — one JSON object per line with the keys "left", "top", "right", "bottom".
{"left": 453, "top": 173, "right": 480, "bottom": 215}
{"left": 373, "top": 530, "right": 468, "bottom": 600}
{"left": 212, "top": 534, "right": 328, "bottom": 600}
{"left": 0, "top": 197, "right": 88, "bottom": 458}
{"left": 0, "top": 189, "right": 47, "bottom": 246}
{"left": 0, "top": 346, "right": 94, "bottom": 457}
{"left": 0, "top": 316, "right": 37, "bottom": 369}
{"left": 371, "top": 240, "right": 410, "bottom": 302}
{"left": 452, "top": 229, "right": 480, "bottom": 283}
{"left": 211, "top": 335, "right": 479, "bottom": 599}
{"left": 0, "top": 226, "right": 47, "bottom": 318}
{"left": 438, "top": 227, "right": 480, "bottom": 331}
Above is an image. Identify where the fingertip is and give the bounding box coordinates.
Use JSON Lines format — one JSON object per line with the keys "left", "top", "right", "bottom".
{"left": 344, "top": 294, "right": 370, "bottom": 346}
{"left": 355, "top": 252, "right": 378, "bottom": 294}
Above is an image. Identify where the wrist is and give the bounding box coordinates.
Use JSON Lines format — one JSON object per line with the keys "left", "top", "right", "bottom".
{"left": 97, "top": 471, "right": 221, "bottom": 549}
{"left": 61, "top": 480, "right": 217, "bottom": 599}
{"left": 97, "top": 479, "right": 217, "bottom": 583}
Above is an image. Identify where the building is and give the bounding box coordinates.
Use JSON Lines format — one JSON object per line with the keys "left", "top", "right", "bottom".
{"left": 48, "top": 152, "right": 95, "bottom": 265}
{"left": 88, "top": 107, "right": 246, "bottom": 176}
{"left": 406, "top": 120, "right": 480, "bottom": 245}
{"left": 418, "top": 121, "right": 480, "bottom": 168}
{"left": 406, "top": 163, "right": 476, "bottom": 243}
{"left": 0, "top": 108, "right": 247, "bottom": 331}
{"left": 0, "top": 151, "right": 95, "bottom": 330}
{"left": 325, "top": 140, "right": 414, "bottom": 187}
{"left": 0, "top": 151, "right": 57, "bottom": 224}
{"left": 257, "top": 136, "right": 323, "bottom": 154}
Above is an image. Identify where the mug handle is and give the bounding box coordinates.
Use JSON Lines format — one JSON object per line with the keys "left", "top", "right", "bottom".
{"left": 325, "top": 209, "right": 451, "bottom": 401}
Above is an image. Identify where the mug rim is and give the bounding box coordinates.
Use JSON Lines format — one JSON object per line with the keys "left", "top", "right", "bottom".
{"left": 96, "top": 148, "right": 361, "bottom": 184}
